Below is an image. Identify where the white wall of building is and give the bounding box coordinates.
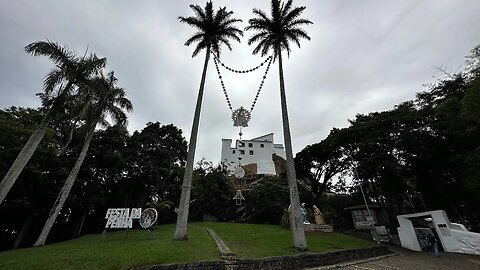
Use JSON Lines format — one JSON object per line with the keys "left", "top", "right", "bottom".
{"left": 221, "top": 133, "right": 286, "bottom": 174}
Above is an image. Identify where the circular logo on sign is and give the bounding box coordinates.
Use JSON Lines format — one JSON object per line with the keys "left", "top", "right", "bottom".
{"left": 139, "top": 208, "right": 158, "bottom": 228}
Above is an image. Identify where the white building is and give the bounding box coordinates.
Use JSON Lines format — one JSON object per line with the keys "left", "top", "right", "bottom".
{"left": 221, "top": 133, "right": 286, "bottom": 175}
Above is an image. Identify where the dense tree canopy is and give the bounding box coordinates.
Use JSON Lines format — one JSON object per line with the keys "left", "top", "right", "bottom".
{"left": 295, "top": 45, "right": 480, "bottom": 231}
{"left": 0, "top": 108, "right": 188, "bottom": 249}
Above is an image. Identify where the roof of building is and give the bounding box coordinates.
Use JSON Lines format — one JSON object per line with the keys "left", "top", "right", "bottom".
{"left": 250, "top": 133, "right": 274, "bottom": 142}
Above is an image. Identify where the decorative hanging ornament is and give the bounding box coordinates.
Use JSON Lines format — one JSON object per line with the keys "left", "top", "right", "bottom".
{"left": 233, "top": 190, "right": 245, "bottom": 206}
{"left": 232, "top": 107, "right": 251, "bottom": 127}
{"left": 234, "top": 166, "right": 245, "bottom": 178}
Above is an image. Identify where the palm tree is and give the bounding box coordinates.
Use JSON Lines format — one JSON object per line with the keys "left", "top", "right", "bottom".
{"left": 174, "top": 1, "right": 243, "bottom": 240}
{"left": 0, "top": 40, "right": 106, "bottom": 205}
{"left": 245, "top": 0, "right": 312, "bottom": 250}
{"left": 34, "top": 71, "right": 132, "bottom": 246}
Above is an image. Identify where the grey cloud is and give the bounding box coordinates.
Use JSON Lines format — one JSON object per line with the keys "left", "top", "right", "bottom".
{"left": 1, "top": 0, "right": 480, "bottom": 163}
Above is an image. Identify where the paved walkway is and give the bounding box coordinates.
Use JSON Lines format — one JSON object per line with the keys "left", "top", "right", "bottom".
{"left": 309, "top": 246, "right": 480, "bottom": 270}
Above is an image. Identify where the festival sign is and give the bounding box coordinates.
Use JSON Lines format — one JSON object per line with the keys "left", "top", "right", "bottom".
{"left": 105, "top": 208, "right": 142, "bottom": 228}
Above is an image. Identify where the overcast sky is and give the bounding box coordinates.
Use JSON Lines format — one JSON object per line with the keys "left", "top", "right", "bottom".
{"left": 1, "top": 0, "right": 480, "bottom": 164}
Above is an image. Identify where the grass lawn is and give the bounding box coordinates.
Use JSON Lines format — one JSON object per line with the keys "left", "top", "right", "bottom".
{"left": 0, "top": 224, "right": 219, "bottom": 270}
{"left": 0, "top": 222, "right": 375, "bottom": 269}
{"left": 200, "top": 222, "right": 375, "bottom": 258}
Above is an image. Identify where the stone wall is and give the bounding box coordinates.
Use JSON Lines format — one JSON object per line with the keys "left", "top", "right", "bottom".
{"left": 136, "top": 246, "right": 391, "bottom": 270}
{"left": 237, "top": 246, "right": 390, "bottom": 270}
{"left": 135, "top": 260, "right": 225, "bottom": 270}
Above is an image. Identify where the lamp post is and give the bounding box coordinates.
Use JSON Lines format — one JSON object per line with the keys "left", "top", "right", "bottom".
{"left": 416, "top": 191, "right": 427, "bottom": 211}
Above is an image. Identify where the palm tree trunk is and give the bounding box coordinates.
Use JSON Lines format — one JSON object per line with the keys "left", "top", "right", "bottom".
{"left": 277, "top": 48, "right": 307, "bottom": 251}
{"left": 34, "top": 122, "right": 96, "bottom": 246}
{"left": 12, "top": 213, "right": 34, "bottom": 249}
{"left": 174, "top": 48, "right": 210, "bottom": 240}
{"left": 74, "top": 209, "right": 87, "bottom": 238}
{"left": 0, "top": 82, "right": 73, "bottom": 206}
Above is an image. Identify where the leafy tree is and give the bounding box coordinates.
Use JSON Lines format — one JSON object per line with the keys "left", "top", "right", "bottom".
{"left": 295, "top": 129, "right": 350, "bottom": 203}
{"left": 72, "top": 124, "right": 129, "bottom": 236}
{"left": 124, "top": 122, "right": 187, "bottom": 209}
{"left": 237, "top": 176, "right": 290, "bottom": 224}
{"left": 245, "top": 0, "right": 312, "bottom": 250}
{"left": 0, "top": 106, "right": 193, "bottom": 249}
{"left": 0, "top": 107, "right": 65, "bottom": 249}
{"left": 297, "top": 45, "right": 480, "bottom": 230}
{"left": 175, "top": 1, "right": 243, "bottom": 240}
{"left": 34, "top": 71, "right": 132, "bottom": 246}
{"left": 463, "top": 77, "right": 480, "bottom": 121}
{"left": 0, "top": 41, "right": 106, "bottom": 205}
{"left": 190, "top": 160, "right": 235, "bottom": 221}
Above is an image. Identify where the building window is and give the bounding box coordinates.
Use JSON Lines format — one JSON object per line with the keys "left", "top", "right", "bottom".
{"left": 260, "top": 144, "right": 264, "bottom": 148}
{"left": 232, "top": 150, "right": 235, "bottom": 154}
{"left": 249, "top": 150, "right": 254, "bottom": 155}
{"left": 239, "top": 142, "right": 245, "bottom": 147}
{"left": 240, "top": 150, "right": 245, "bottom": 155}
{"left": 248, "top": 143, "right": 253, "bottom": 147}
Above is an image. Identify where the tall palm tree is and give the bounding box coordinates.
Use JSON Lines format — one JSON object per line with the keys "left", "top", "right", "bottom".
{"left": 174, "top": 1, "right": 243, "bottom": 240}
{"left": 245, "top": 0, "right": 312, "bottom": 250}
{"left": 0, "top": 40, "right": 106, "bottom": 205}
{"left": 34, "top": 71, "right": 132, "bottom": 246}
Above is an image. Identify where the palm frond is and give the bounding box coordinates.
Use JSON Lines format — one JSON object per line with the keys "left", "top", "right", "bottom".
{"left": 247, "top": 31, "right": 268, "bottom": 45}
{"left": 108, "top": 105, "right": 128, "bottom": 126}
{"left": 286, "top": 18, "right": 313, "bottom": 28}
{"left": 43, "top": 69, "right": 65, "bottom": 94}
{"left": 115, "top": 96, "right": 133, "bottom": 112}
{"left": 76, "top": 54, "right": 107, "bottom": 80}
{"left": 192, "top": 44, "right": 205, "bottom": 58}
{"left": 281, "top": 0, "right": 293, "bottom": 19}
{"left": 178, "top": 17, "right": 203, "bottom": 31}
{"left": 26, "top": 40, "right": 108, "bottom": 121}
{"left": 286, "top": 32, "right": 301, "bottom": 48}
{"left": 289, "top": 28, "right": 311, "bottom": 41}
{"left": 179, "top": 1, "right": 242, "bottom": 58}
{"left": 25, "top": 40, "right": 77, "bottom": 67}
{"left": 272, "top": 0, "right": 282, "bottom": 22}
{"left": 246, "top": 0, "right": 311, "bottom": 56}
{"left": 185, "top": 33, "right": 204, "bottom": 46}
{"left": 283, "top": 6, "right": 306, "bottom": 25}
{"left": 190, "top": 4, "right": 206, "bottom": 21}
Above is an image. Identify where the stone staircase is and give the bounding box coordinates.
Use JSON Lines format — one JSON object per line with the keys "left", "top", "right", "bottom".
{"left": 206, "top": 228, "right": 238, "bottom": 270}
